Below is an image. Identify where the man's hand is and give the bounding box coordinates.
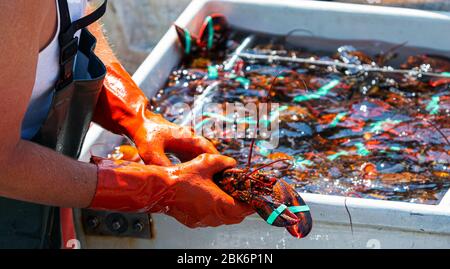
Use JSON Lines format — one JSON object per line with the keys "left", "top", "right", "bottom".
{"left": 132, "top": 113, "right": 219, "bottom": 166}
{"left": 93, "top": 62, "right": 219, "bottom": 165}
{"left": 91, "top": 154, "right": 254, "bottom": 228}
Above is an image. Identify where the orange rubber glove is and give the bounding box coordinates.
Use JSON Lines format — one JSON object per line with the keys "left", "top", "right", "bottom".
{"left": 93, "top": 62, "right": 218, "bottom": 166}
{"left": 89, "top": 154, "right": 253, "bottom": 228}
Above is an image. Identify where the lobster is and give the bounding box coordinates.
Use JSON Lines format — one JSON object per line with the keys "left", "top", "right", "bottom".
{"left": 213, "top": 139, "right": 312, "bottom": 238}
{"left": 108, "top": 141, "right": 313, "bottom": 238}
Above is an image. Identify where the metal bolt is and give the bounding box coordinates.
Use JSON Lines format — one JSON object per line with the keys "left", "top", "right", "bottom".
{"left": 133, "top": 221, "right": 144, "bottom": 232}
{"left": 111, "top": 220, "right": 122, "bottom": 231}
{"left": 87, "top": 217, "right": 99, "bottom": 229}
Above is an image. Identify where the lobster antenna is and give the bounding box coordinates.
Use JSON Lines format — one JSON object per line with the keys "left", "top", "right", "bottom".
{"left": 267, "top": 70, "right": 289, "bottom": 103}
{"left": 245, "top": 70, "right": 286, "bottom": 174}
{"left": 267, "top": 70, "right": 308, "bottom": 103}
{"left": 246, "top": 84, "right": 260, "bottom": 173}
{"left": 245, "top": 138, "right": 256, "bottom": 193}
{"left": 377, "top": 41, "right": 408, "bottom": 65}
{"left": 244, "top": 71, "right": 300, "bottom": 178}
{"left": 395, "top": 106, "right": 449, "bottom": 147}
{"left": 243, "top": 71, "right": 300, "bottom": 177}
{"left": 246, "top": 158, "right": 291, "bottom": 177}
{"left": 267, "top": 71, "right": 282, "bottom": 103}
{"left": 422, "top": 117, "right": 450, "bottom": 146}
{"left": 284, "top": 28, "right": 315, "bottom": 48}
{"left": 246, "top": 138, "right": 256, "bottom": 171}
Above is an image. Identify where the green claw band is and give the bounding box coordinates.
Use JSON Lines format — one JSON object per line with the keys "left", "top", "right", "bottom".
{"left": 266, "top": 204, "right": 288, "bottom": 225}
{"left": 207, "top": 65, "right": 218, "bottom": 79}
{"left": 235, "top": 76, "right": 250, "bottom": 87}
{"left": 184, "top": 29, "right": 191, "bottom": 55}
{"left": 206, "top": 16, "right": 214, "bottom": 50}
{"left": 288, "top": 205, "right": 310, "bottom": 214}
{"left": 266, "top": 204, "right": 310, "bottom": 225}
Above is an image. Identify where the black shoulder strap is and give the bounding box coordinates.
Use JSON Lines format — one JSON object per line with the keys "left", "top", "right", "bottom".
{"left": 56, "top": 0, "right": 107, "bottom": 90}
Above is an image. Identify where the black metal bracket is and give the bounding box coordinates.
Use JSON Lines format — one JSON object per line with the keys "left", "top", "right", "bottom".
{"left": 81, "top": 209, "right": 153, "bottom": 239}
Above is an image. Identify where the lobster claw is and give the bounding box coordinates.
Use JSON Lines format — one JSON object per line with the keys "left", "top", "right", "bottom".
{"left": 250, "top": 196, "right": 300, "bottom": 227}
{"left": 198, "top": 13, "right": 229, "bottom": 51}
{"left": 175, "top": 14, "right": 229, "bottom": 56}
{"left": 174, "top": 24, "right": 200, "bottom": 56}
{"left": 273, "top": 180, "right": 313, "bottom": 238}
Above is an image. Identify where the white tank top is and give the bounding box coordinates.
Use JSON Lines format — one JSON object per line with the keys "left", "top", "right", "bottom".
{"left": 21, "top": 0, "right": 87, "bottom": 140}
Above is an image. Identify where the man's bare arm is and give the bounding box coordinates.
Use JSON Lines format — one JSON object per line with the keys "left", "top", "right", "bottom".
{"left": 0, "top": 0, "right": 97, "bottom": 208}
